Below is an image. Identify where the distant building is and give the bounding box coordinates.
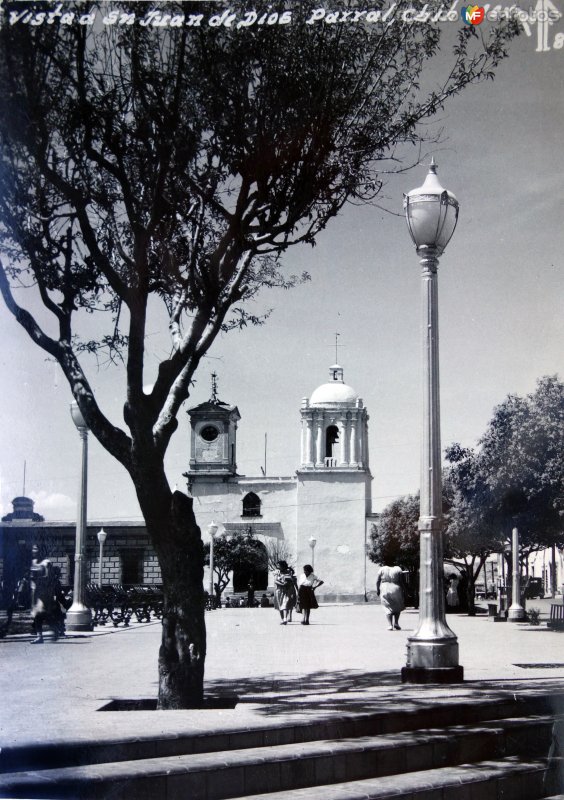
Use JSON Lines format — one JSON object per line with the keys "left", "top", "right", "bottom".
{"left": 0, "top": 496, "right": 158, "bottom": 607}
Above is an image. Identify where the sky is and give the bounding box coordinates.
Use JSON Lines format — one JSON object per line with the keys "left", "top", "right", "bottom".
{"left": 0, "top": 4, "right": 563, "bottom": 525}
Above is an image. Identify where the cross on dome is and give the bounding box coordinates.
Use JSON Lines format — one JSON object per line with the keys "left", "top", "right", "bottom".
{"left": 210, "top": 372, "right": 219, "bottom": 404}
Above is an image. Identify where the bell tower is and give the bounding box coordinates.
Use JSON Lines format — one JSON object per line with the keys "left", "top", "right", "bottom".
{"left": 296, "top": 362, "right": 372, "bottom": 601}
{"left": 299, "top": 364, "right": 369, "bottom": 471}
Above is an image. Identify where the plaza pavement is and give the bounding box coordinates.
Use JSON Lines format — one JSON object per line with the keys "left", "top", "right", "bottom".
{"left": 1, "top": 600, "right": 564, "bottom": 755}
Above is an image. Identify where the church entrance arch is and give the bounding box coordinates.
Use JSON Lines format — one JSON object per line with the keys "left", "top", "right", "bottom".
{"left": 232, "top": 539, "right": 268, "bottom": 592}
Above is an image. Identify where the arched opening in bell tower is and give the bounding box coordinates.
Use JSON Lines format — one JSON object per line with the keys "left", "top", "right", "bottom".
{"left": 325, "top": 425, "right": 339, "bottom": 459}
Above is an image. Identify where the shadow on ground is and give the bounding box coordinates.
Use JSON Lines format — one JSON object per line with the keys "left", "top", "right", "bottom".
{"left": 204, "top": 667, "right": 564, "bottom": 718}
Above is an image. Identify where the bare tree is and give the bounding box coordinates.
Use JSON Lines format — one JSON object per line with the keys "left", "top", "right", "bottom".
{"left": 0, "top": 1, "right": 518, "bottom": 707}
{"left": 264, "top": 538, "right": 295, "bottom": 572}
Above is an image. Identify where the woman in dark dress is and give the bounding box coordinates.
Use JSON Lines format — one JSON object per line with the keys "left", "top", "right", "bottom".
{"left": 297, "top": 564, "right": 324, "bottom": 625}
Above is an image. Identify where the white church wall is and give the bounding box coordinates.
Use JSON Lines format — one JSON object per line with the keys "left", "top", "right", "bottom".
{"left": 296, "top": 471, "right": 370, "bottom": 600}
{"left": 190, "top": 477, "right": 298, "bottom": 590}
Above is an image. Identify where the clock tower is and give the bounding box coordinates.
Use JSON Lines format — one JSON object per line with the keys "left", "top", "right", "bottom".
{"left": 186, "top": 374, "right": 240, "bottom": 477}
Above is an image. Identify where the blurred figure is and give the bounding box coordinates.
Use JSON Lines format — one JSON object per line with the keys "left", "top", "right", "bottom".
{"left": 30, "top": 559, "right": 64, "bottom": 644}
{"left": 446, "top": 573, "right": 460, "bottom": 611}
{"left": 247, "top": 578, "right": 255, "bottom": 608}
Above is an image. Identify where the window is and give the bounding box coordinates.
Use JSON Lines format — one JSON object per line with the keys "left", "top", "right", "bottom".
{"left": 242, "top": 492, "right": 261, "bottom": 518}
{"left": 121, "top": 549, "right": 144, "bottom": 585}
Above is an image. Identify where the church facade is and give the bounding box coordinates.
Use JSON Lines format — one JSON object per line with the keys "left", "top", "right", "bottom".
{"left": 186, "top": 364, "right": 378, "bottom": 602}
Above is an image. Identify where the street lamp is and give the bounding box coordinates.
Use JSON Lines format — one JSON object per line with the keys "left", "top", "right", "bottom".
{"left": 97, "top": 528, "right": 108, "bottom": 588}
{"left": 208, "top": 521, "right": 218, "bottom": 603}
{"left": 66, "top": 401, "right": 93, "bottom": 631}
{"left": 508, "top": 527, "right": 526, "bottom": 621}
{"left": 401, "top": 161, "right": 463, "bottom": 683}
{"left": 309, "top": 536, "right": 317, "bottom": 570}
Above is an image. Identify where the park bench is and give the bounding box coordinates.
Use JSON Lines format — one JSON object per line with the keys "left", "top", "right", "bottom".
{"left": 75, "top": 584, "right": 165, "bottom": 628}
{"left": 85, "top": 583, "right": 115, "bottom": 626}
{"left": 86, "top": 583, "right": 131, "bottom": 627}
{"left": 547, "top": 603, "right": 564, "bottom": 630}
{"left": 127, "top": 584, "right": 164, "bottom": 623}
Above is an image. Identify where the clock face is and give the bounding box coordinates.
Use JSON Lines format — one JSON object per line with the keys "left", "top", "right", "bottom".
{"left": 200, "top": 424, "right": 219, "bottom": 442}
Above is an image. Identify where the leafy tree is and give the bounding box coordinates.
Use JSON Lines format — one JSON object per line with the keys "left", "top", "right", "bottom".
{"left": 445, "top": 376, "right": 564, "bottom": 610}
{"left": 0, "top": 1, "right": 518, "bottom": 706}
{"left": 443, "top": 445, "right": 500, "bottom": 614}
{"left": 478, "top": 375, "right": 564, "bottom": 555}
{"left": 368, "top": 494, "right": 420, "bottom": 574}
{"left": 204, "top": 530, "right": 265, "bottom": 601}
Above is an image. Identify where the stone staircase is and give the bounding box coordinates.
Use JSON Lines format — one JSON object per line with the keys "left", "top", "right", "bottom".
{"left": 1, "top": 692, "right": 563, "bottom": 799}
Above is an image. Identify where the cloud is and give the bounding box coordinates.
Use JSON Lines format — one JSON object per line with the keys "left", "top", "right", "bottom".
{"left": 29, "top": 491, "right": 75, "bottom": 512}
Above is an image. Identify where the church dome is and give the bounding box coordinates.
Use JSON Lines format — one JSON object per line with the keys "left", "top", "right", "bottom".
{"left": 309, "top": 364, "right": 359, "bottom": 406}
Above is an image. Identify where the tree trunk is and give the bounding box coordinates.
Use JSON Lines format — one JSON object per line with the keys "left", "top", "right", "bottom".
{"left": 140, "top": 489, "right": 206, "bottom": 709}
{"left": 466, "top": 583, "right": 476, "bottom": 616}
{"left": 465, "top": 561, "right": 477, "bottom": 616}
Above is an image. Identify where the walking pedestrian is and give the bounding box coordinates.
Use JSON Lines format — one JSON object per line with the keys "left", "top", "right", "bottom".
{"left": 30, "top": 559, "right": 64, "bottom": 643}
{"left": 273, "top": 560, "right": 297, "bottom": 625}
{"left": 376, "top": 563, "right": 406, "bottom": 631}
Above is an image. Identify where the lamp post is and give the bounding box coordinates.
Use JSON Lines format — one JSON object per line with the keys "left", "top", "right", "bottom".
{"left": 97, "top": 528, "right": 107, "bottom": 587}
{"left": 208, "top": 521, "right": 218, "bottom": 603}
{"left": 66, "top": 401, "right": 93, "bottom": 631}
{"left": 309, "top": 536, "right": 317, "bottom": 570}
{"left": 401, "top": 161, "right": 463, "bottom": 683}
{"left": 508, "top": 527, "right": 526, "bottom": 621}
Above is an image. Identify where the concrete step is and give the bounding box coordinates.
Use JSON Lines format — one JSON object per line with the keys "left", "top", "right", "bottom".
{"left": 3, "top": 691, "right": 563, "bottom": 773}
{"left": 0, "top": 716, "right": 556, "bottom": 800}
{"left": 236, "top": 757, "right": 550, "bottom": 800}
{"left": 0, "top": 757, "right": 551, "bottom": 800}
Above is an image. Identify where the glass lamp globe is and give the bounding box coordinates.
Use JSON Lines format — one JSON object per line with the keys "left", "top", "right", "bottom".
{"left": 70, "top": 400, "right": 87, "bottom": 430}
{"left": 404, "top": 161, "right": 459, "bottom": 256}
